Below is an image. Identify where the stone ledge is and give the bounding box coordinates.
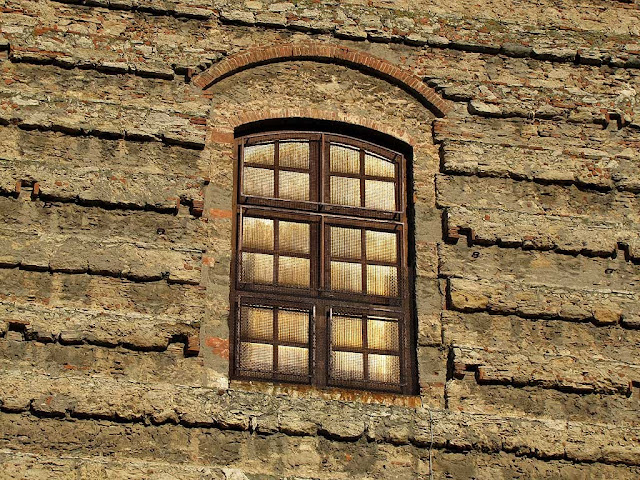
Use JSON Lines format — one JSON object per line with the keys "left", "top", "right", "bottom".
{"left": 448, "top": 278, "right": 639, "bottom": 328}
{"left": 0, "top": 368, "right": 639, "bottom": 465}
{"left": 0, "top": 232, "right": 203, "bottom": 284}
{"left": 0, "top": 301, "right": 200, "bottom": 353}
{"left": 3, "top": 434, "right": 640, "bottom": 479}
{"left": 443, "top": 312, "right": 640, "bottom": 395}
{"left": 439, "top": 140, "right": 640, "bottom": 193}
{"left": 0, "top": 99, "right": 207, "bottom": 151}
{"left": 433, "top": 118, "right": 640, "bottom": 153}
{"left": 445, "top": 206, "right": 640, "bottom": 261}
{"left": 439, "top": 243, "right": 640, "bottom": 296}
{"left": 0, "top": 158, "right": 208, "bottom": 215}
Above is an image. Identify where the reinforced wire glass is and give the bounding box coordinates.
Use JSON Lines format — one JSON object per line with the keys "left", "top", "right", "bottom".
{"left": 243, "top": 167, "right": 274, "bottom": 198}
{"left": 238, "top": 305, "right": 310, "bottom": 378}
{"left": 329, "top": 314, "right": 401, "bottom": 385}
{"left": 330, "top": 144, "right": 360, "bottom": 174}
{"left": 242, "top": 217, "right": 274, "bottom": 251}
{"left": 364, "top": 152, "right": 395, "bottom": 178}
{"left": 279, "top": 221, "right": 310, "bottom": 255}
{"left": 244, "top": 143, "right": 275, "bottom": 165}
{"left": 330, "top": 176, "right": 360, "bottom": 207}
{"left": 278, "top": 256, "right": 310, "bottom": 288}
{"left": 279, "top": 141, "right": 310, "bottom": 169}
{"left": 365, "top": 180, "right": 395, "bottom": 211}
{"left": 279, "top": 170, "right": 310, "bottom": 201}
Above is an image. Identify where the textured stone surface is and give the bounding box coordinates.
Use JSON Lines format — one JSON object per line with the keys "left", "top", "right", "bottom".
{"left": 1, "top": 0, "right": 639, "bottom": 478}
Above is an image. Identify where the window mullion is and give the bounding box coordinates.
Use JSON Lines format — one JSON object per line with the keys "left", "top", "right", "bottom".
{"left": 314, "top": 137, "right": 327, "bottom": 388}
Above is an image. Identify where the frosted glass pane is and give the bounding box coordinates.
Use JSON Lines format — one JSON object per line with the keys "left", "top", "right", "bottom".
{"left": 366, "top": 264, "right": 398, "bottom": 296}
{"left": 243, "top": 167, "right": 274, "bottom": 198}
{"left": 241, "top": 306, "right": 273, "bottom": 341}
{"left": 279, "top": 221, "right": 310, "bottom": 254}
{"left": 365, "top": 230, "right": 397, "bottom": 263}
{"left": 240, "top": 342, "right": 273, "bottom": 372}
{"left": 242, "top": 217, "right": 274, "bottom": 251}
{"left": 331, "top": 315, "right": 363, "bottom": 349}
{"left": 278, "top": 310, "right": 309, "bottom": 344}
{"left": 278, "top": 346, "right": 308, "bottom": 376}
{"left": 330, "top": 226, "right": 361, "bottom": 259}
{"left": 331, "top": 351, "right": 364, "bottom": 381}
{"left": 278, "top": 256, "right": 310, "bottom": 288}
{"left": 330, "top": 261, "right": 362, "bottom": 293}
{"left": 330, "top": 176, "right": 360, "bottom": 207}
{"left": 244, "top": 143, "right": 274, "bottom": 165}
{"left": 279, "top": 141, "right": 310, "bottom": 169}
{"left": 330, "top": 144, "right": 360, "bottom": 174}
{"left": 365, "top": 180, "right": 395, "bottom": 211}
{"left": 364, "top": 152, "right": 395, "bottom": 178}
{"left": 368, "top": 318, "right": 399, "bottom": 351}
{"left": 241, "top": 252, "right": 273, "bottom": 284}
{"left": 279, "top": 171, "right": 309, "bottom": 201}
{"left": 368, "top": 354, "right": 400, "bottom": 383}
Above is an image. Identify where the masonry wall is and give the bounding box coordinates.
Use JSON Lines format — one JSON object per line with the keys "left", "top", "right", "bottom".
{"left": 0, "top": 0, "right": 639, "bottom": 478}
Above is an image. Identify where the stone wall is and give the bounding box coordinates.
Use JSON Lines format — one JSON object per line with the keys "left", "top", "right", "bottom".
{"left": 0, "top": 0, "right": 639, "bottom": 478}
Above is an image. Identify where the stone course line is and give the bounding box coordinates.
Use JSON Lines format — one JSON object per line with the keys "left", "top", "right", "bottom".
{"left": 49, "top": 0, "right": 640, "bottom": 72}
{"left": 0, "top": 370, "right": 639, "bottom": 466}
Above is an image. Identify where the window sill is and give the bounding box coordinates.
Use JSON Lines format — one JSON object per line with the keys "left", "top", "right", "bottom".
{"left": 229, "top": 379, "right": 422, "bottom": 408}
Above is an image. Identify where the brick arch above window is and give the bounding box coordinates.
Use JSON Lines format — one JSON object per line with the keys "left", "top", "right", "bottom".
{"left": 192, "top": 43, "right": 452, "bottom": 118}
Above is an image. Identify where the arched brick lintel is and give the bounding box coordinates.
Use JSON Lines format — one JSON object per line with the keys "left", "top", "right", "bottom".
{"left": 193, "top": 43, "right": 452, "bottom": 118}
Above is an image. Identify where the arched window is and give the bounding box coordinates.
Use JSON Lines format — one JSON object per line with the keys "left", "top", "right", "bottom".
{"left": 230, "top": 129, "right": 415, "bottom": 394}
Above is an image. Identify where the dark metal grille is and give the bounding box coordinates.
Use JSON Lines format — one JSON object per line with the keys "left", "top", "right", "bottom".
{"left": 231, "top": 131, "right": 415, "bottom": 394}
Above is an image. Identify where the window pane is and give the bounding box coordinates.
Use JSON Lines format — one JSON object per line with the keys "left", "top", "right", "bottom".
{"left": 331, "top": 351, "right": 364, "bottom": 381}
{"left": 278, "top": 346, "right": 309, "bottom": 376}
{"left": 368, "top": 354, "right": 400, "bottom": 383}
{"left": 330, "top": 261, "right": 362, "bottom": 293}
{"left": 330, "top": 144, "right": 360, "bottom": 174}
{"left": 279, "top": 221, "right": 310, "bottom": 254}
{"left": 278, "top": 256, "right": 310, "bottom": 288}
{"left": 278, "top": 309, "right": 309, "bottom": 344}
{"left": 240, "top": 306, "right": 273, "bottom": 341}
{"left": 365, "top": 180, "right": 395, "bottom": 211}
{"left": 366, "top": 264, "right": 398, "bottom": 296}
{"left": 240, "top": 342, "right": 273, "bottom": 372}
{"left": 330, "top": 176, "right": 360, "bottom": 207}
{"left": 279, "top": 171, "right": 310, "bottom": 201}
{"left": 365, "top": 230, "right": 397, "bottom": 263}
{"left": 244, "top": 143, "right": 274, "bottom": 165}
{"left": 279, "top": 141, "right": 310, "bottom": 169}
{"left": 330, "top": 226, "right": 361, "bottom": 259}
{"left": 243, "top": 167, "right": 274, "bottom": 198}
{"left": 368, "top": 317, "right": 399, "bottom": 351}
{"left": 364, "top": 152, "right": 395, "bottom": 178}
{"left": 242, "top": 217, "right": 274, "bottom": 251}
{"left": 331, "top": 315, "right": 363, "bottom": 349}
{"left": 241, "top": 252, "right": 274, "bottom": 284}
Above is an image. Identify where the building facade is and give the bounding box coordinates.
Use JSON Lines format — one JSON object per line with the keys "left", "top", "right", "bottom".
{"left": 0, "top": 0, "right": 639, "bottom": 478}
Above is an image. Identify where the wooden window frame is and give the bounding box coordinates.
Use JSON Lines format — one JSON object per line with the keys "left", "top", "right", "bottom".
{"left": 230, "top": 131, "right": 417, "bottom": 395}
